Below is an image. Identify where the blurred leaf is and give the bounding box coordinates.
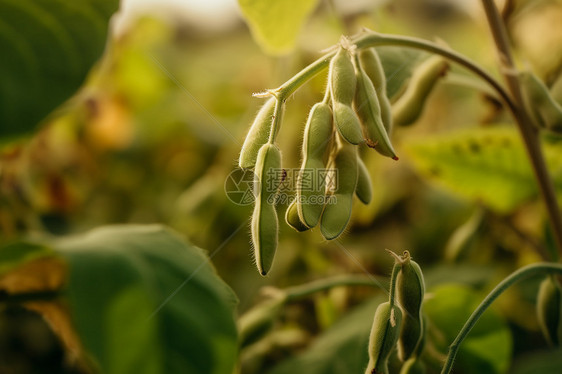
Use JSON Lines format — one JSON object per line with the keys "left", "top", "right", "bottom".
{"left": 268, "top": 295, "right": 384, "bottom": 374}
{"left": 377, "top": 47, "right": 424, "bottom": 99}
{"left": 0, "top": 241, "right": 53, "bottom": 274}
{"left": 511, "top": 348, "right": 562, "bottom": 374}
{"left": 0, "top": 0, "right": 119, "bottom": 138}
{"left": 238, "top": 0, "right": 320, "bottom": 55}
{"left": 424, "top": 284, "right": 512, "bottom": 374}
{"left": 403, "top": 127, "right": 559, "bottom": 212}
{"left": 52, "top": 224, "right": 238, "bottom": 374}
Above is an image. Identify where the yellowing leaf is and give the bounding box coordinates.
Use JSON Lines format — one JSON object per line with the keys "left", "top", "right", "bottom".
{"left": 403, "top": 126, "right": 562, "bottom": 213}
{"left": 238, "top": 0, "right": 320, "bottom": 55}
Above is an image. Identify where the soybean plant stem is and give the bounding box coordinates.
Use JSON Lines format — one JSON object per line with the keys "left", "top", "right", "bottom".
{"left": 388, "top": 263, "right": 400, "bottom": 307}
{"left": 275, "top": 32, "right": 515, "bottom": 114}
{"left": 284, "top": 274, "right": 381, "bottom": 302}
{"left": 441, "top": 262, "right": 562, "bottom": 374}
{"left": 480, "top": 0, "right": 562, "bottom": 260}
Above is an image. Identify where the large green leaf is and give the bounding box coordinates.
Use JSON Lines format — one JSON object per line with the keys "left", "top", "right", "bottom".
{"left": 404, "top": 126, "right": 562, "bottom": 212}
{"left": 0, "top": 228, "right": 240, "bottom": 373}
{"left": 238, "top": 0, "right": 320, "bottom": 55}
{"left": 0, "top": 0, "right": 119, "bottom": 138}
{"left": 267, "top": 295, "right": 384, "bottom": 374}
{"left": 47, "top": 224, "right": 238, "bottom": 374}
{"left": 424, "top": 284, "right": 512, "bottom": 374}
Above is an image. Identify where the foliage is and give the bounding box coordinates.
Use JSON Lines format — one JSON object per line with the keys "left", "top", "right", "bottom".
{"left": 2, "top": 0, "right": 562, "bottom": 373}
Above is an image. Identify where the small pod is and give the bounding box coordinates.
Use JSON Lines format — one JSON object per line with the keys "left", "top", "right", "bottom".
{"left": 320, "top": 141, "right": 358, "bottom": 240}
{"left": 332, "top": 102, "right": 364, "bottom": 145}
{"left": 355, "top": 155, "right": 373, "bottom": 205}
{"left": 354, "top": 60, "right": 398, "bottom": 160}
{"left": 536, "top": 276, "right": 562, "bottom": 346}
{"left": 392, "top": 56, "right": 449, "bottom": 127}
{"left": 329, "top": 46, "right": 364, "bottom": 145}
{"left": 296, "top": 103, "right": 334, "bottom": 227}
{"left": 392, "top": 250, "right": 426, "bottom": 361}
{"left": 399, "top": 357, "right": 426, "bottom": 374}
{"left": 520, "top": 71, "right": 562, "bottom": 132}
{"left": 330, "top": 46, "right": 357, "bottom": 106}
{"left": 285, "top": 199, "right": 310, "bottom": 232}
{"left": 365, "top": 301, "right": 403, "bottom": 374}
{"left": 251, "top": 143, "right": 282, "bottom": 275}
{"left": 359, "top": 48, "right": 393, "bottom": 133}
{"left": 239, "top": 97, "right": 276, "bottom": 169}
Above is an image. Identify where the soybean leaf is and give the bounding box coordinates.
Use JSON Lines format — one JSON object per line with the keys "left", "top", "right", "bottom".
{"left": 424, "top": 284, "right": 512, "bottom": 374}
{"left": 0, "top": 0, "right": 119, "bottom": 138}
{"left": 403, "top": 126, "right": 562, "bottom": 213}
{"left": 377, "top": 47, "right": 424, "bottom": 99}
{"left": 238, "top": 0, "right": 320, "bottom": 55}
{"left": 0, "top": 225, "right": 239, "bottom": 374}
{"left": 267, "top": 295, "right": 384, "bottom": 374}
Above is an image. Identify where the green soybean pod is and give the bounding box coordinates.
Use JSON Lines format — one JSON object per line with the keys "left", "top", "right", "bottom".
{"left": 239, "top": 97, "right": 276, "bottom": 169}
{"left": 536, "top": 276, "right": 562, "bottom": 346}
{"left": 399, "top": 357, "right": 426, "bottom": 374}
{"left": 392, "top": 56, "right": 449, "bottom": 127}
{"left": 364, "top": 301, "right": 403, "bottom": 374}
{"left": 285, "top": 199, "right": 310, "bottom": 232}
{"left": 329, "top": 46, "right": 364, "bottom": 145}
{"left": 320, "top": 142, "right": 358, "bottom": 240}
{"left": 355, "top": 155, "right": 373, "bottom": 205}
{"left": 251, "top": 143, "right": 282, "bottom": 275}
{"left": 392, "top": 251, "right": 425, "bottom": 361}
{"left": 520, "top": 71, "right": 562, "bottom": 132}
{"left": 354, "top": 62, "right": 398, "bottom": 160}
{"left": 330, "top": 46, "right": 357, "bottom": 105}
{"left": 359, "top": 48, "right": 393, "bottom": 133}
{"left": 296, "top": 103, "right": 334, "bottom": 227}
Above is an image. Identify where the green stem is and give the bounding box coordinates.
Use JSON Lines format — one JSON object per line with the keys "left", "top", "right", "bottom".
{"left": 388, "top": 263, "right": 400, "bottom": 307}
{"left": 284, "top": 274, "right": 383, "bottom": 302}
{"left": 440, "top": 262, "right": 562, "bottom": 374}
{"left": 274, "top": 32, "right": 515, "bottom": 114}
{"left": 480, "top": 0, "right": 562, "bottom": 260}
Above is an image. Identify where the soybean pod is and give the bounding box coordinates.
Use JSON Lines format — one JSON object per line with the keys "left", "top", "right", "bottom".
{"left": 251, "top": 143, "right": 282, "bottom": 275}
{"left": 520, "top": 71, "right": 562, "bottom": 133}
{"left": 354, "top": 55, "right": 398, "bottom": 160}
{"left": 297, "top": 102, "right": 334, "bottom": 228}
{"left": 239, "top": 97, "right": 276, "bottom": 169}
{"left": 329, "top": 46, "right": 364, "bottom": 144}
{"left": 319, "top": 140, "right": 358, "bottom": 240}
{"left": 365, "top": 301, "right": 403, "bottom": 374}
{"left": 359, "top": 48, "right": 393, "bottom": 133}
{"left": 392, "top": 56, "right": 449, "bottom": 127}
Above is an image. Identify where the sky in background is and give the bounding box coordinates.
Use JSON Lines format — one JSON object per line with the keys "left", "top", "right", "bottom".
{"left": 116, "top": 0, "right": 242, "bottom": 33}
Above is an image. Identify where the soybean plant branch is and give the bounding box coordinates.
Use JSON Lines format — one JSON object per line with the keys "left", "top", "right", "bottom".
{"left": 481, "top": 0, "right": 562, "bottom": 260}
{"left": 275, "top": 32, "right": 516, "bottom": 115}
{"left": 284, "top": 274, "right": 381, "bottom": 302}
{"left": 440, "top": 262, "right": 562, "bottom": 374}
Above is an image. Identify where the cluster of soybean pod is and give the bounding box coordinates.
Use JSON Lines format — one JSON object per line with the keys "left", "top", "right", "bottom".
{"left": 239, "top": 37, "right": 449, "bottom": 276}
{"left": 366, "top": 250, "right": 426, "bottom": 374}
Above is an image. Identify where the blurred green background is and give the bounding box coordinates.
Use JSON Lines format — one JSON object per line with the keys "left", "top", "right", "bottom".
{"left": 2, "top": 0, "right": 562, "bottom": 373}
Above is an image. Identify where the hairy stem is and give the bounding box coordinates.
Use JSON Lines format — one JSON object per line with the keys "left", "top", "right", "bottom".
{"left": 284, "top": 274, "right": 382, "bottom": 302}
{"left": 274, "top": 32, "right": 515, "bottom": 114}
{"left": 440, "top": 262, "right": 562, "bottom": 374}
{"left": 481, "top": 0, "right": 562, "bottom": 260}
